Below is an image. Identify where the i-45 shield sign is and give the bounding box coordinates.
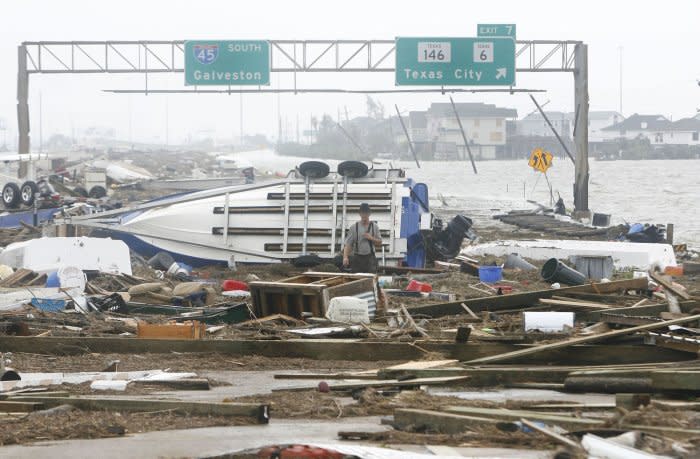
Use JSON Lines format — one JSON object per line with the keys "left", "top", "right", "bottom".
{"left": 193, "top": 44, "right": 219, "bottom": 65}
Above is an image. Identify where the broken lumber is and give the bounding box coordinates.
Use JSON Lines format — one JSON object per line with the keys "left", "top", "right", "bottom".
{"left": 444, "top": 406, "right": 605, "bottom": 431}
{"left": 539, "top": 298, "right": 612, "bottom": 310}
{"left": 131, "top": 378, "right": 211, "bottom": 390}
{"left": 466, "top": 313, "right": 700, "bottom": 365}
{"left": 273, "top": 375, "right": 470, "bottom": 392}
{"left": 650, "top": 272, "right": 691, "bottom": 300}
{"left": 408, "top": 278, "right": 648, "bottom": 318}
{"left": 8, "top": 396, "right": 269, "bottom": 423}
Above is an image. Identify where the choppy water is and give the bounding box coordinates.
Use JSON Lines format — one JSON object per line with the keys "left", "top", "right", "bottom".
{"left": 236, "top": 150, "right": 700, "bottom": 249}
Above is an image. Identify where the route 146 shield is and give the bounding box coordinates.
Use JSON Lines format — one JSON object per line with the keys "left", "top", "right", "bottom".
{"left": 193, "top": 44, "right": 219, "bottom": 65}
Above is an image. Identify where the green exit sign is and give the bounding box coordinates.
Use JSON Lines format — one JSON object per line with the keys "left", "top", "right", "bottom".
{"left": 478, "top": 24, "right": 516, "bottom": 38}
{"left": 184, "top": 40, "right": 270, "bottom": 86}
{"left": 395, "top": 37, "right": 516, "bottom": 86}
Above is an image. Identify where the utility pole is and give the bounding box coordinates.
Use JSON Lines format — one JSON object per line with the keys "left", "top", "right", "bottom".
{"left": 239, "top": 93, "right": 243, "bottom": 145}
{"left": 619, "top": 46, "right": 623, "bottom": 115}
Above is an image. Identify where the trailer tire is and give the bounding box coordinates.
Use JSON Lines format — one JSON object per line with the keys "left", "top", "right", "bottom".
{"left": 73, "top": 186, "right": 89, "bottom": 197}
{"left": 2, "top": 183, "right": 20, "bottom": 209}
{"left": 88, "top": 185, "right": 107, "bottom": 199}
{"left": 20, "top": 181, "right": 38, "bottom": 206}
{"left": 337, "top": 160, "right": 368, "bottom": 178}
{"left": 298, "top": 161, "right": 330, "bottom": 179}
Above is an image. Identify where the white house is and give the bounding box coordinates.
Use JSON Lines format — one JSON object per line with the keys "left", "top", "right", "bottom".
{"left": 588, "top": 111, "right": 624, "bottom": 142}
{"left": 600, "top": 114, "right": 674, "bottom": 145}
{"left": 667, "top": 117, "right": 700, "bottom": 145}
{"left": 425, "top": 103, "right": 517, "bottom": 159}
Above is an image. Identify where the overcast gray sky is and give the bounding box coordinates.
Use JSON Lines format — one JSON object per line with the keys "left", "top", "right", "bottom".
{"left": 1, "top": 0, "right": 699, "bottom": 146}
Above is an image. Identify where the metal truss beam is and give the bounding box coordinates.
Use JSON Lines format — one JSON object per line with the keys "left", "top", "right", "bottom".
{"left": 22, "top": 40, "right": 580, "bottom": 74}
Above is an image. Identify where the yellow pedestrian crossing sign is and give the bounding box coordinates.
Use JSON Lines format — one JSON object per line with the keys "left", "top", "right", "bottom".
{"left": 528, "top": 148, "right": 553, "bottom": 173}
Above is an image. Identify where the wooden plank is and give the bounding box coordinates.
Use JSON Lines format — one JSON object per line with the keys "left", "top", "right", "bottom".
{"left": 8, "top": 396, "right": 269, "bottom": 423}
{"left": 136, "top": 321, "right": 205, "bottom": 340}
{"left": 130, "top": 379, "right": 211, "bottom": 390}
{"left": 273, "top": 375, "right": 470, "bottom": 392}
{"left": 408, "top": 278, "right": 649, "bottom": 318}
{"left": 539, "top": 298, "right": 612, "bottom": 309}
{"left": 650, "top": 272, "right": 691, "bottom": 300}
{"left": 577, "top": 300, "right": 697, "bottom": 322}
{"left": 444, "top": 406, "right": 605, "bottom": 431}
{"left": 466, "top": 313, "right": 700, "bottom": 365}
{"left": 650, "top": 370, "right": 700, "bottom": 391}
{"left": 0, "top": 401, "right": 44, "bottom": 412}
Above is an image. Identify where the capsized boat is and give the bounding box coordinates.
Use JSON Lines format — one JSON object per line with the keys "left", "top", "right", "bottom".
{"left": 70, "top": 165, "right": 434, "bottom": 268}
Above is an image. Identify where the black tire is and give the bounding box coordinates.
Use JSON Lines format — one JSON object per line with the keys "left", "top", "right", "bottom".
{"left": 20, "top": 181, "right": 37, "bottom": 206}
{"left": 2, "top": 183, "right": 20, "bottom": 209}
{"left": 337, "top": 160, "right": 369, "bottom": 178}
{"left": 89, "top": 185, "right": 107, "bottom": 199}
{"left": 298, "top": 161, "right": 330, "bottom": 179}
{"left": 73, "top": 186, "right": 89, "bottom": 197}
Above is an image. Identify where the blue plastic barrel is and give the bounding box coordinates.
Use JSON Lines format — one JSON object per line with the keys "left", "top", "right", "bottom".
{"left": 45, "top": 271, "right": 60, "bottom": 287}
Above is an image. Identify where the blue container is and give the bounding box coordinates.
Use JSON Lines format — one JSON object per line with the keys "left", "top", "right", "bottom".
{"left": 31, "top": 298, "right": 66, "bottom": 312}
{"left": 45, "top": 271, "right": 60, "bottom": 287}
{"left": 478, "top": 266, "right": 503, "bottom": 283}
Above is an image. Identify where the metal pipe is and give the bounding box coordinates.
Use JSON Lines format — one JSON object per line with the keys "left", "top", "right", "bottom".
{"left": 529, "top": 94, "right": 575, "bottom": 164}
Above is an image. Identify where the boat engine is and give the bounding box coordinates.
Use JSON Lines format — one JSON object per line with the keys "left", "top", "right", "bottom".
{"left": 426, "top": 214, "right": 475, "bottom": 262}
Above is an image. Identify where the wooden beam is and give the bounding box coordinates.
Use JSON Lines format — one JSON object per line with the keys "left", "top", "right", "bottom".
{"left": 539, "top": 298, "right": 612, "bottom": 309}
{"left": 650, "top": 370, "right": 700, "bottom": 392}
{"left": 8, "top": 396, "right": 269, "bottom": 423}
{"left": 466, "top": 313, "right": 700, "bottom": 365}
{"left": 408, "top": 278, "right": 649, "bottom": 318}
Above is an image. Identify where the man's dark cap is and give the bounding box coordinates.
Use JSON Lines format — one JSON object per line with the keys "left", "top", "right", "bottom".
{"left": 359, "top": 203, "right": 371, "bottom": 213}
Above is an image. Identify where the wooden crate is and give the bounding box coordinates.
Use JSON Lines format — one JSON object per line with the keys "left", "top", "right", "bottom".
{"left": 249, "top": 272, "right": 377, "bottom": 319}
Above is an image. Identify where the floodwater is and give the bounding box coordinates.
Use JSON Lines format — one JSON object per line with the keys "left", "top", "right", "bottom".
{"left": 236, "top": 150, "right": 700, "bottom": 249}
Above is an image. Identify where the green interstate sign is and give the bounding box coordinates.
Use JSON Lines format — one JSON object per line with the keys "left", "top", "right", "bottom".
{"left": 395, "top": 37, "right": 515, "bottom": 86}
{"left": 184, "top": 40, "right": 270, "bottom": 86}
{"left": 477, "top": 24, "right": 516, "bottom": 38}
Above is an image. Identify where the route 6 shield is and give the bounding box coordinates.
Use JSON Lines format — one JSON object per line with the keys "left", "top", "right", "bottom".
{"left": 193, "top": 44, "right": 219, "bottom": 65}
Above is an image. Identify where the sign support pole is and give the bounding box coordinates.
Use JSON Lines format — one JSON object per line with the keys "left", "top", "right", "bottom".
{"left": 573, "top": 43, "right": 590, "bottom": 216}
{"left": 449, "top": 96, "right": 477, "bottom": 174}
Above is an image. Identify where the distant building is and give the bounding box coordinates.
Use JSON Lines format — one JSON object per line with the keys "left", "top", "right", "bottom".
{"left": 425, "top": 102, "right": 517, "bottom": 159}
{"left": 518, "top": 111, "right": 573, "bottom": 139}
{"left": 668, "top": 117, "right": 700, "bottom": 145}
{"left": 588, "top": 111, "right": 624, "bottom": 142}
{"left": 600, "top": 114, "right": 674, "bottom": 145}
{"left": 408, "top": 111, "right": 428, "bottom": 142}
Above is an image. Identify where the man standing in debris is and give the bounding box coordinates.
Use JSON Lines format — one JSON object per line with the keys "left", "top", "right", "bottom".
{"left": 343, "top": 202, "right": 381, "bottom": 273}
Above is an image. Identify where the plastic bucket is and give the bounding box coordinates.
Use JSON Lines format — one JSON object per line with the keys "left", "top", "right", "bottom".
{"left": 541, "top": 258, "right": 587, "bottom": 286}
{"left": 222, "top": 279, "right": 249, "bottom": 291}
{"left": 478, "top": 266, "right": 503, "bottom": 283}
